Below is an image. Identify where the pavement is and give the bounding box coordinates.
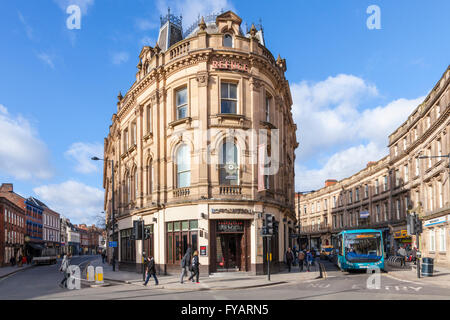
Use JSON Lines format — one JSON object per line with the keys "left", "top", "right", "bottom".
{"left": 88, "top": 258, "right": 322, "bottom": 291}
{"left": 0, "top": 264, "right": 36, "bottom": 279}
{"left": 385, "top": 261, "right": 450, "bottom": 289}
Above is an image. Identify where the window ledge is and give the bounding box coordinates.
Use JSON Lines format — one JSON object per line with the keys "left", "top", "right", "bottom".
{"left": 217, "top": 113, "right": 245, "bottom": 123}
{"left": 143, "top": 132, "right": 153, "bottom": 141}
{"left": 128, "top": 145, "right": 137, "bottom": 153}
{"left": 169, "top": 117, "right": 192, "bottom": 129}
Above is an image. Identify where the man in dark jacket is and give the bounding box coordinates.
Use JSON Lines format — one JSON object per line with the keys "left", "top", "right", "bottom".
{"left": 143, "top": 255, "right": 158, "bottom": 286}
{"left": 298, "top": 250, "right": 305, "bottom": 272}
{"left": 180, "top": 248, "right": 192, "bottom": 284}
{"left": 285, "top": 248, "right": 294, "bottom": 272}
{"left": 188, "top": 251, "right": 200, "bottom": 283}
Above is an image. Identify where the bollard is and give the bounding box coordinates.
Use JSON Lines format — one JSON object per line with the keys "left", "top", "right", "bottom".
{"left": 87, "top": 265, "right": 95, "bottom": 282}
{"left": 95, "top": 266, "right": 104, "bottom": 284}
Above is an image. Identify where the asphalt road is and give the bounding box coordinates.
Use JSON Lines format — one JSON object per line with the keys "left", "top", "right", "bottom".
{"left": 0, "top": 255, "right": 97, "bottom": 300}
{"left": 2, "top": 257, "right": 450, "bottom": 300}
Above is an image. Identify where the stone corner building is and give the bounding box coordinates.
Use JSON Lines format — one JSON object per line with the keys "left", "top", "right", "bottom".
{"left": 297, "top": 65, "right": 450, "bottom": 268}
{"left": 102, "top": 10, "right": 298, "bottom": 275}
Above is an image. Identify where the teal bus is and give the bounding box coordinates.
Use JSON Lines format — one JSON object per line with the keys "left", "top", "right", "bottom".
{"left": 336, "top": 229, "right": 385, "bottom": 271}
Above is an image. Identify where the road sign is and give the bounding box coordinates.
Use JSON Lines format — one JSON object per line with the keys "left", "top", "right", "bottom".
{"left": 109, "top": 241, "right": 117, "bottom": 248}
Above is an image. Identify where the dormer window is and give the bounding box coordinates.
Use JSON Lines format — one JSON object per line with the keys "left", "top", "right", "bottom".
{"left": 223, "top": 34, "right": 233, "bottom": 48}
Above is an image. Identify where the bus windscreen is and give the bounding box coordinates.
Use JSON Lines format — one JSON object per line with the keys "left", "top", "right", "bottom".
{"left": 344, "top": 233, "right": 382, "bottom": 263}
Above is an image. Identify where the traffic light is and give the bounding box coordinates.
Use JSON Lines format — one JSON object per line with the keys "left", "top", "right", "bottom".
{"left": 144, "top": 227, "right": 151, "bottom": 240}
{"left": 406, "top": 213, "right": 416, "bottom": 236}
{"left": 273, "top": 221, "right": 279, "bottom": 234}
{"left": 265, "top": 214, "right": 274, "bottom": 235}
{"left": 415, "top": 215, "right": 423, "bottom": 234}
{"left": 133, "top": 220, "right": 143, "bottom": 240}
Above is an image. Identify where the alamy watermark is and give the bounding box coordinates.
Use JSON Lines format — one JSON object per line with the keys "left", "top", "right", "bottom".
{"left": 66, "top": 5, "right": 81, "bottom": 30}
{"left": 66, "top": 265, "right": 81, "bottom": 290}
{"left": 367, "top": 5, "right": 381, "bottom": 30}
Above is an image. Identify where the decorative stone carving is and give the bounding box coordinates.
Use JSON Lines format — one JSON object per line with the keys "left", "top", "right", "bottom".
{"left": 250, "top": 77, "right": 262, "bottom": 92}
{"left": 196, "top": 71, "right": 209, "bottom": 87}
{"left": 198, "top": 16, "right": 206, "bottom": 31}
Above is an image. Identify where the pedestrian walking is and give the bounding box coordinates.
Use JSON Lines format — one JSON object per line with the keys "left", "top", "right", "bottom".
{"left": 180, "top": 247, "right": 192, "bottom": 284}
{"left": 143, "top": 255, "right": 158, "bottom": 286}
{"left": 59, "top": 253, "right": 71, "bottom": 288}
{"left": 18, "top": 254, "right": 23, "bottom": 267}
{"left": 188, "top": 250, "right": 200, "bottom": 283}
{"left": 101, "top": 250, "right": 106, "bottom": 264}
{"left": 411, "top": 247, "right": 417, "bottom": 265}
{"left": 292, "top": 246, "right": 298, "bottom": 266}
{"left": 285, "top": 247, "right": 294, "bottom": 272}
{"left": 306, "top": 249, "right": 313, "bottom": 272}
{"left": 21, "top": 255, "right": 27, "bottom": 266}
{"left": 397, "top": 245, "right": 407, "bottom": 267}
{"left": 298, "top": 250, "right": 305, "bottom": 272}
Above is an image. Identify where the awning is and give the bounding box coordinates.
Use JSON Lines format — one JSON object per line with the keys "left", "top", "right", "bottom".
{"left": 27, "top": 243, "right": 45, "bottom": 250}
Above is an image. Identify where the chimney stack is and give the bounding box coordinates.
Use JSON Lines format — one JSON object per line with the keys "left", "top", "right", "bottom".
{"left": 325, "top": 179, "right": 337, "bottom": 187}
{"left": 0, "top": 183, "right": 13, "bottom": 192}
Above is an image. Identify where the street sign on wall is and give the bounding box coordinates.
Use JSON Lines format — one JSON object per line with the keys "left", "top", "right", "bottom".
{"left": 360, "top": 211, "right": 370, "bottom": 218}
{"left": 424, "top": 216, "right": 447, "bottom": 227}
{"left": 108, "top": 241, "right": 117, "bottom": 248}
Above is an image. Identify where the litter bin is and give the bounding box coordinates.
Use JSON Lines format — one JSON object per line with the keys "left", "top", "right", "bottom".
{"left": 421, "top": 257, "right": 434, "bottom": 277}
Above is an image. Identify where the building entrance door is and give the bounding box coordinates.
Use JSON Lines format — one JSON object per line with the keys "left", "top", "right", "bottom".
{"left": 216, "top": 234, "right": 242, "bottom": 271}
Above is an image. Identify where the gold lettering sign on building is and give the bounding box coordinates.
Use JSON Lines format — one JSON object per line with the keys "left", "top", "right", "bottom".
{"left": 211, "top": 208, "right": 254, "bottom": 214}
{"left": 211, "top": 59, "right": 249, "bottom": 72}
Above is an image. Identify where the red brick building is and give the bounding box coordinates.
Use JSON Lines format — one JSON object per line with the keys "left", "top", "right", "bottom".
{"left": 1, "top": 196, "right": 26, "bottom": 266}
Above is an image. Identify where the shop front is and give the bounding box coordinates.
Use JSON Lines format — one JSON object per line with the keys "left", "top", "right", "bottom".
{"left": 393, "top": 228, "right": 412, "bottom": 252}
{"left": 209, "top": 219, "right": 251, "bottom": 272}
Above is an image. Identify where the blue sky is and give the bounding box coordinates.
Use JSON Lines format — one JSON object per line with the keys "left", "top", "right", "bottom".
{"left": 0, "top": 0, "right": 449, "bottom": 224}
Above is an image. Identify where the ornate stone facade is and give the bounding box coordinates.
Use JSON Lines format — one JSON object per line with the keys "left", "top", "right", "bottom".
{"left": 103, "top": 11, "right": 297, "bottom": 275}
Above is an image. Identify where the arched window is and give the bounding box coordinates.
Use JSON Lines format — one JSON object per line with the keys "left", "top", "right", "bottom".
{"left": 219, "top": 140, "right": 239, "bottom": 185}
{"left": 223, "top": 34, "right": 233, "bottom": 48}
{"left": 147, "top": 159, "right": 153, "bottom": 195}
{"left": 133, "top": 169, "right": 138, "bottom": 201}
{"left": 126, "top": 173, "right": 131, "bottom": 204}
{"left": 176, "top": 144, "right": 190, "bottom": 188}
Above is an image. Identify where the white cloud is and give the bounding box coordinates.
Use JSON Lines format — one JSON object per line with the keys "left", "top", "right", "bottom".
{"left": 53, "top": 0, "right": 95, "bottom": 14}
{"left": 65, "top": 142, "right": 103, "bottom": 174}
{"left": 140, "top": 36, "right": 156, "bottom": 46}
{"left": 0, "top": 104, "right": 53, "bottom": 181}
{"left": 36, "top": 52, "right": 55, "bottom": 69}
{"left": 17, "top": 11, "right": 34, "bottom": 40}
{"left": 111, "top": 52, "right": 129, "bottom": 65}
{"left": 295, "top": 142, "right": 387, "bottom": 192}
{"left": 33, "top": 180, "right": 103, "bottom": 224}
{"left": 135, "top": 19, "right": 158, "bottom": 31}
{"left": 156, "top": 0, "right": 234, "bottom": 28}
{"left": 292, "top": 74, "right": 425, "bottom": 191}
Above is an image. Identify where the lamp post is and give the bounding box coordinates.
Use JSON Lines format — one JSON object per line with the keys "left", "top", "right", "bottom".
{"left": 92, "top": 156, "right": 116, "bottom": 271}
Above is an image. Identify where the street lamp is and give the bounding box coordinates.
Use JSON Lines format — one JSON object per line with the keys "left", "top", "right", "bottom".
{"left": 92, "top": 156, "right": 116, "bottom": 271}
